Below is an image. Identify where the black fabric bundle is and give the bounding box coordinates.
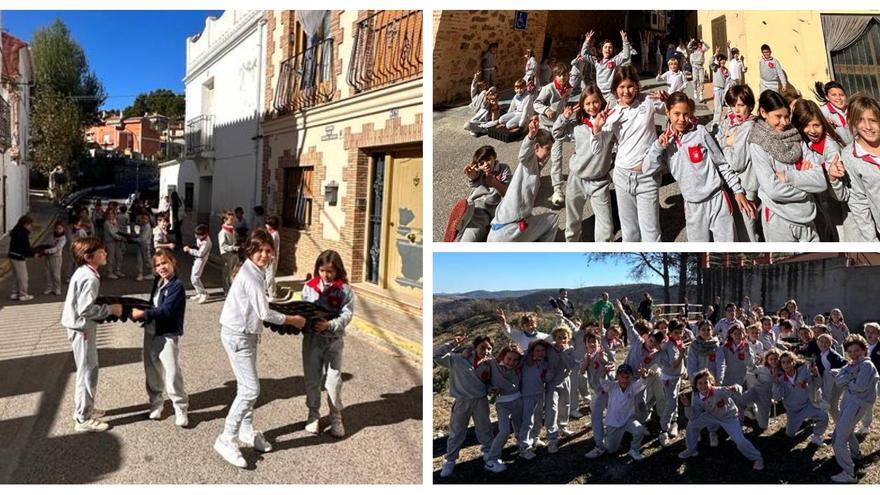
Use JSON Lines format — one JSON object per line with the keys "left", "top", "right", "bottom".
{"left": 263, "top": 300, "right": 340, "bottom": 336}
{"left": 95, "top": 296, "right": 153, "bottom": 323}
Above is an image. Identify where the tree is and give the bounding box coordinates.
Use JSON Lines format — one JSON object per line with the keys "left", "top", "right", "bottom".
{"left": 29, "top": 89, "right": 83, "bottom": 176}
{"left": 584, "top": 253, "right": 702, "bottom": 305}
{"left": 123, "top": 89, "right": 185, "bottom": 119}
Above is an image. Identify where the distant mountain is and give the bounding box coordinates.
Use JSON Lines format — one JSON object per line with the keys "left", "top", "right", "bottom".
{"left": 439, "top": 289, "right": 540, "bottom": 300}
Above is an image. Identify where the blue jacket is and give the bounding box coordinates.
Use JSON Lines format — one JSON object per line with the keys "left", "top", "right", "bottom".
{"left": 144, "top": 275, "right": 186, "bottom": 337}
{"left": 8, "top": 225, "right": 34, "bottom": 261}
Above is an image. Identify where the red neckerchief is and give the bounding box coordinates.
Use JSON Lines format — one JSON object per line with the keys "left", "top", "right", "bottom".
{"left": 222, "top": 224, "right": 234, "bottom": 233}
{"left": 725, "top": 337, "right": 747, "bottom": 352}
{"left": 809, "top": 136, "right": 826, "bottom": 156}
{"left": 701, "top": 386, "right": 715, "bottom": 401}
{"left": 825, "top": 102, "right": 847, "bottom": 127}
{"left": 554, "top": 79, "right": 572, "bottom": 98}
{"left": 728, "top": 114, "right": 755, "bottom": 127}
{"left": 86, "top": 264, "right": 100, "bottom": 279}
{"left": 720, "top": 67, "right": 729, "bottom": 77}
{"left": 581, "top": 116, "right": 594, "bottom": 128}
{"left": 305, "top": 276, "right": 345, "bottom": 294}
{"left": 853, "top": 141, "right": 880, "bottom": 167}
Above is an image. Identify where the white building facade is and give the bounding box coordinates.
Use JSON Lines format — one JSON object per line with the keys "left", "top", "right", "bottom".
{"left": 0, "top": 31, "right": 33, "bottom": 234}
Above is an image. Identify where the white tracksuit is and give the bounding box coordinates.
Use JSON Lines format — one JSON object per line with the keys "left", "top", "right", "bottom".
{"left": 805, "top": 137, "right": 845, "bottom": 241}
{"left": 832, "top": 358, "right": 879, "bottom": 477}
{"left": 758, "top": 57, "right": 787, "bottom": 93}
{"left": 42, "top": 233, "right": 67, "bottom": 293}
{"left": 683, "top": 385, "right": 763, "bottom": 462}
{"left": 689, "top": 42, "right": 709, "bottom": 101}
{"left": 600, "top": 94, "right": 667, "bottom": 241}
{"left": 495, "top": 92, "right": 534, "bottom": 130}
{"left": 533, "top": 81, "right": 573, "bottom": 191}
{"left": 600, "top": 377, "right": 647, "bottom": 454}
{"left": 658, "top": 70, "right": 687, "bottom": 94}
{"left": 711, "top": 67, "right": 730, "bottom": 129}
{"left": 717, "top": 115, "right": 759, "bottom": 241}
{"left": 488, "top": 135, "right": 559, "bottom": 242}
{"left": 620, "top": 311, "right": 660, "bottom": 422}
{"left": 551, "top": 113, "right": 615, "bottom": 242}
{"left": 646, "top": 124, "right": 745, "bottom": 241}
{"left": 187, "top": 236, "right": 212, "bottom": 297}
{"left": 655, "top": 339, "right": 685, "bottom": 434}
{"left": 773, "top": 365, "right": 829, "bottom": 438}
{"left": 751, "top": 142, "right": 827, "bottom": 242}
{"left": 830, "top": 141, "right": 880, "bottom": 241}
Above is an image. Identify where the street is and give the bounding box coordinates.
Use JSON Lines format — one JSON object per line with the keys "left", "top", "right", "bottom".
{"left": 0, "top": 212, "right": 422, "bottom": 484}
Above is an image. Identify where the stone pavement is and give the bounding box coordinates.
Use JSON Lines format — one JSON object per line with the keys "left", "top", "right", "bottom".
{"left": 0, "top": 228, "right": 422, "bottom": 483}
{"left": 433, "top": 76, "right": 717, "bottom": 242}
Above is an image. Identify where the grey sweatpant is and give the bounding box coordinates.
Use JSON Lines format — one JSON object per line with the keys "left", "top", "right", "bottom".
{"left": 712, "top": 88, "right": 725, "bottom": 129}
{"left": 740, "top": 386, "right": 772, "bottom": 429}
{"left": 460, "top": 208, "right": 492, "bottom": 242}
{"left": 446, "top": 396, "right": 493, "bottom": 462}
{"left": 68, "top": 327, "right": 99, "bottom": 423}
{"left": 685, "top": 191, "right": 735, "bottom": 242}
{"left": 613, "top": 166, "right": 661, "bottom": 242}
{"left": 732, "top": 192, "right": 760, "bottom": 242}
{"left": 144, "top": 326, "right": 188, "bottom": 414}
{"left": 487, "top": 213, "right": 559, "bottom": 242}
{"left": 545, "top": 379, "right": 570, "bottom": 440}
{"left": 565, "top": 177, "right": 613, "bottom": 242}
{"left": 265, "top": 261, "right": 277, "bottom": 299}
{"left": 859, "top": 382, "right": 879, "bottom": 429}
{"left": 785, "top": 403, "right": 828, "bottom": 437}
{"left": 834, "top": 400, "right": 872, "bottom": 476}
{"left": 520, "top": 393, "right": 545, "bottom": 449}
{"left": 220, "top": 329, "right": 260, "bottom": 437}
{"left": 191, "top": 258, "right": 208, "bottom": 297}
{"left": 302, "top": 333, "right": 344, "bottom": 419}
{"left": 136, "top": 243, "right": 151, "bottom": 277}
{"left": 11, "top": 259, "right": 28, "bottom": 297}
{"left": 660, "top": 376, "right": 681, "bottom": 433}
{"left": 45, "top": 256, "right": 63, "bottom": 293}
{"left": 488, "top": 398, "right": 523, "bottom": 461}
{"left": 762, "top": 210, "right": 819, "bottom": 242}
{"left": 692, "top": 66, "right": 706, "bottom": 101}
{"left": 221, "top": 253, "right": 237, "bottom": 294}
{"left": 604, "top": 419, "right": 645, "bottom": 453}
{"left": 591, "top": 389, "right": 609, "bottom": 447}
{"left": 685, "top": 415, "right": 762, "bottom": 461}
{"left": 548, "top": 129, "right": 570, "bottom": 191}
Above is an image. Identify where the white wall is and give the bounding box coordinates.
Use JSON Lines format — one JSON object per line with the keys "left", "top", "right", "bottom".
{"left": 1, "top": 45, "right": 32, "bottom": 233}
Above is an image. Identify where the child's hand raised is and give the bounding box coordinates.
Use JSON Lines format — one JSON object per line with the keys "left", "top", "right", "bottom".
{"left": 637, "top": 366, "right": 649, "bottom": 378}
{"left": 463, "top": 163, "right": 480, "bottom": 180}
{"left": 658, "top": 126, "right": 675, "bottom": 149}
{"left": 612, "top": 298, "right": 624, "bottom": 313}
{"left": 497, "top": 308, "right": 507, "bottom": 325}
{"left": 528, "top": 116, "right": 540, "bottom": 139}
{"left": 562, "top": 104, "right": 576, "bottom": 120}
{"left": 585, "top": 30, "right": 594, "bottom": 41}
{"left": 828, "top": 154, "right": 846, "bottom": 181}
{"left": 649, "top": 90, "right": 669, "bottom": 101}
{"left": 619, "top": 30, "right": 628, "bottom": 41}
{"left": 734, "top": 193, "right": 756, "bottom": 219}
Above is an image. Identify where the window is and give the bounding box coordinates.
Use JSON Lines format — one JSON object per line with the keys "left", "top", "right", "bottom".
{"left": 828, "top": 18, "right": 880, "bottom": 100}
{"left": 711, "top": 16, "right": 727, "bottom": 59}
{"left": 282, "top": 166, "right": 314, "bottom": 229}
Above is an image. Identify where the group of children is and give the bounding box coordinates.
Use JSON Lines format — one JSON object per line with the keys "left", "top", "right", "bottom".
{"left": 457, "top": 31, "right": 880, "bottom": 242}
{"left": 434, "top": 293, "right": 880, "bottom": 483}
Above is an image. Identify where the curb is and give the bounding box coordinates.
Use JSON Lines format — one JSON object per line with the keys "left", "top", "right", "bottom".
{"left": 0, "top": 210, "right": 60, "bottom": 280}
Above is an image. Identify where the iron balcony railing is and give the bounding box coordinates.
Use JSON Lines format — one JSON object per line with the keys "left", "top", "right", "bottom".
{"left": 0, "top": 94, "right": 11, "bottom": 153}
{"left": 273, "top": 38, "right": 336, "bottom": 114}
{"left": 185, "top": 114, "right": 214, "bottom": 157}
{"left": 347, "top": 10, "right": 423, "bottom": 94}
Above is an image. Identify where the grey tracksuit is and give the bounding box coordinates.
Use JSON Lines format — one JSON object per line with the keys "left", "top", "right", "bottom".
{"left": 465, "top": 80, "right": 495, "bottom": 134}
{"left": 655, "top": 339, "right": 685, "bottom": 433}
{"left": 568, "top": 39, "right": 591, "bottom": 90}
{"left": 741, "top": 365, "right": 776, "bottom": 429}
{"left": 689, "top": 42, "right": 709, "bottom": 101}
{"left": 820, "top": 102, "right": 852, "bottom": 145}
{"left": 658, "top": 70, "right": 687, "bottom": 94}
{"left": 601, "top": 94, "right": 667, "bottom": 241}
{"left": 687, "top": 338, "right": 722, "bottom": 381}
{"left": 833, "top": 358, "right": 879, "bottom": 476}
{"left": 524, "top": 56, "right": 539, "bottom": 87}
{"left": 103, "top": 221, "right": 126, "bottom": 274}
{"left": 806, "top": 137, "right": 845, "bottom": 241}
{"left": 488, "top": 135, "right": 559, "bottom": 242}
{"left": 684, "top": 385, "right": 762, "bottom": 462}
{"left": 218, "top": 227, "right": 237, "bottom": 294}
{"left": 459, "top": 162, "right": 513, "bottom": 242}
{"left": 187, "top": 236, "right": 212, "bottom": 297}
{"left": 717, "top": 116, "right": 759, "bottom": 241}
{"left": 135, "top": 222, "right": 152, "bottom": 277}
{"left": 620, "top": 311, "right": 659, "bottom": 422}
{"left": 829, "top": 321, "right": 850, "bottom": 349}
{"left": 758, "top": 57, "right": 787, "bottom": 93}
{"left": 487, "top": 360, "right": 524, "bottom": 460}
{"left": 62, "top": 265, "right": 112, "bottom": 423}
{"left": 552, "top": 113, "right": 615, "bottom": 242}
{"left": 533, "top": 81, "right": 572, "bottom": 190}
{"left": 434, "top": 342, "right": 492, "bottom": 461}
{"left": 830, "top": 142, "right": 880, "bottom": 241}
{"left": 520, "top": 358, "right": 550, "bottom": 449}
{"left": 545, "top": 346, "right": 577, "bottom": 440}
{"left": 601, "top": 377, "right": 647, "bottom": 453}
{"left": 646, "top": 124, "right": 744, "bottom": 241}
{"left": 718, "top": 339, "right": 754, "bottom": 386}
{"left": 568, "top": 326, "right": 589, "bottom": 414}
{"left": 66, "top": 227, "right": 89, "bottom": 280}
{"left": 773, "top": 365, "right": 829, "bottom": 437}
{"left": 751, "top": 142, "right": 827, "bottom": 242}
{"left": 43, "top": 233, "right": 67, "bottom": 293}
{"left": 582, "top": 41, "right": 633, "bottom": 99}
{"left": 495, "top": 92, "right": 534, "bottom": 130}
{"left": 711, "top": 67, "right": 730, "bottom": 129}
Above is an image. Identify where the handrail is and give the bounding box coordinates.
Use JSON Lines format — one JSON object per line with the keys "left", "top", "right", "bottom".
{"left": 185, "top": 114, "right": 214, "bottom": 156}
{"left": 273, "top": 38, "right": 336, "bottom": 114}
{"left": 347, "top": 10, "right": 422, "bottom": 94}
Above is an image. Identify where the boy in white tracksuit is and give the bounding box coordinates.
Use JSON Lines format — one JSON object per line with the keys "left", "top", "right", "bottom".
{"left": 184, "top": 224, "right": 212, "bottom": 302}
{"left": 487, "top": 122, "right": 559, "bottom": 242}
{"left": 533, "top": 69, "right": 573, "bottom": 204}
{"left": 758, "top": 47, "right": 787, "bottom": 93}
{"left": 689, "top": 39, "right": 710, "bottom": 101}
{"left": 831, "top": 337, "right": 879, "bottom": 483}
{"left": 42, "top": 222, "right": 67, "bottom": 295}
{"left": 493, "top": 80, "right": 533, "bottom": 130}
{"left": 657, "top": 59, "right": 687, "bottom": 95}
{"left": 594, "top": 364, "right": 648, "bottom": 460}
{"left": 551, "top": 99, "right": 615, "bottom": 242}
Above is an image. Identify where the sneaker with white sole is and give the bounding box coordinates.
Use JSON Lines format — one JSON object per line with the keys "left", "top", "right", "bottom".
{"left": 669, "top": 423, "right": 679, "bottom": 438}
{"left": 330, "top": 419, "right": 345, "bottom": 438}
{"left": 534, "top": 438, "right": 547, "bottom": 448}
{"left": 484, "top": 460, "right": 507, "bottom": 473}
{"left": 197, "top": 294, "right": 208, "bottom": 304}
{"left": 18, "top": 294, "right": 34, "bottom": 301}
{"left": 115, "top": 272, "right": 126, "bottom": 278}
{"left": 43, "top": 289, "right": 55, "bottom": 295}
{"left": 584, "top": 446, "right": 605, "bottom": 459}
{"left": 305, "top": 416, "right": 320, "bottom": 434}
{"left": 677, "top": 449, "right": 698, "bottom": 459}
{"left": 659, "top": 432, "right": 670, "bottom": 447}
{"left": 570, "top": 410, "right": 584, "bottom": 419}
{"left": 519, "top": 448, "right": 537, "bottom": 460}
{"left": 53, "top": 290, "right": 62, "bottom": 296}
{"left": 189, "top": 294, "right": 200, "bottom": 300}
{"left": 709, "top": 431, "right": 719, "bottom": 447}
{"left": 440, "top": 460, "right": 455, "bottom": 477}
{"left": 214, "top": 435, "right": 247, "bottom": 468}
{"left": 106, "top": 274, "right": 119, "bottom": 280}
{"left": 175, "top": 412, "right": 189, "bottom": 428}
{"left": 90, "top": 408, "right": 107, "bottom": 420}
{"left": 9, "top": 293, "right": 19, "bottom": 300}
{"left": 550, "top": 189, "right": 565, "bottom": 207}
{"left": 810, "top": 434, "right": 825, "bottom": 447}
{"left": 136, "top": 275, "right": 144, "bottom": 281}
{"left": 75, "top": 418, "right": 110, "bottom": 432}
{"left": 628, "top": 448, "right": 643, "bottom": 461}
{"left": 831, "top": 471, "right": 857, "bottom": 483}
{"left": 239, "top": 430, "right": 272, "bottom": 452}
{"left": 148, "top": 405, "right": 163, "bottom": 420}
{"left": 548, "top": 440, "right": 559, "bottom": 454}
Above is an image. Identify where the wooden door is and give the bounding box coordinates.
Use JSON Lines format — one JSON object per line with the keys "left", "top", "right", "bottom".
{"left": 382, "top": 151, "right": 422, "bottom": 299}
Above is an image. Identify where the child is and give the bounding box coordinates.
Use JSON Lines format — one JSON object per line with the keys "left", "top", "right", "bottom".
{"left": 264, "top": 216, "right": 281, "bottom": 300}
{"left": 646, "top": 92, "right": 753, "bottom": 241}
{"left": 498, "top": 308, "right": 548, "bottom": 351}
{"left": 828, "top": 308, "right": 849, "bottom": 346}
{"left": 481, "top": 42, "right": 498, "bottom": 87}
{"left": 8, "top": 215, "right": 35, "bottom": 301}
{"left": 102, "top": 210, "right": 126, "bottom": 279}
{"left": 485, "top": 344, "right": 524, "bottom": 473}
{"left": 519, "top": 339, "right": 551, "bottom": 459}
{"left": 434, "top": 335, "right": 493, "bottom": 477}
{"left": 62, "top": 238, "right": 123, "bottom": 432}
{"left": 655, "top": 320, "right": 686, "bottom": 446}
{"left": 581, "top": 330, "right": 613, "bottom": 451}
{"left": 711, "top": 53, "right": 730, "bottom": 131}
{"left": 459, "top": 146, "right": 512, "bottom": 242}
{"left": 750, "top": 90, "right": 827, "bottom": 242}
{"left": 131, "top": 249, "right": 189, "bottom": 427}
{"left": 758, "top": 44, "right": 788, "bottom": 93}
{"left": 545, "top": 327, "right": 577, "bottom": 453}
{"left": 93, "top": 199, "right": 105, "bottom": 236}
{"left": 218, "top": 210, "right": 239, "bottom": 294}
{"left": 596, "top": 65, "right": 667, "bottom": 242}
{"left": 495, "top": 79, "right": 534, "bottom": 131}
{"left": 153, "top": 215, "right": 175, "bottom": 252}
{"left": 615, "top": 299, "right": 661, "bottom": 423}
{"left": 688, "top": 320, "right": 722, "bottom": 380}
{"left": 533, "top": 63, "right": 573, "bottom": 206}
{"left": 487, "top": 117, "right": 559, "bottom": 241}
{"left": 657, "top": 57, "right": 687, "bottom": 95}
{"left": 299, "top": 249, "right": 353, "bottom": 438}
{"left": 252, "top": 206, "right": 266, "bottom": 234}
{"left": 183, "top": 224, "right": 212, "bottom": 304}
{"left": 524, "top": 49, "right": 539, "bottom": 89}
{"left": 576, "top": 29, "right": 634, "bottom": 102}
{"left": 714, "top": 303, "right": 742, "bottom": 341}
{"left": 551, "top": 85, "right": 615, "bottom": 242}
{"left": 214, "top": 229, "right": 300, "bottom": 468}
{"left": 858, "top": 323, "right": 880, "bottom": 434}
{"left": 741, "top": 347, "right": 781, "bottom": 431}
{"left": 815, "top": 81, "right": 852, "bottom": 144}
{"left": 233, "top": 206, "right": 249, "bottom": 243}
{"left": 830, "top": 335, "right": 880, "bottom": 483}
{"left": 727, "top": 42, "right": 747, "bottom": 86}
{"left": 678, "top": 369, "right": 764, "bottom": 470}
{"left": 688, "top": 38, "right": 710, "bottom": 102}
{"left": 41, "top": 220, "right": 67, "bottom": 296}
{"left": 815, "top": 333, "right": 846, "bottom": 420}
{"left": 66, "top": 217, "right": 89, "bottom": 282}
{"left": 719, "top": 323, "right": 754, "bottom": 386}
{"left": 717, "top": 85, "right": 760, "bottom": 241}
{"left": 135, "top": 213, "right": 154, "bottom": 282}
{"left": 827, "top": 94, "right": 880, "bottom": 241}
{"left": 585, "top": 363, "right": 648, "bottom": 460}
{"left": 773, "top": 351, "right": 828, "bottom": 445}
{"left": 464, "top": 72, "right": 499, "bottom": 137}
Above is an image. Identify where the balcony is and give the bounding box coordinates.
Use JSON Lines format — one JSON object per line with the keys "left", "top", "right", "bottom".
{"left": 0, "top": 94, "right": 10, "bottom": 153}
{"left": 273, "top": 38, "right": 336, "bottom": 114}
{"left": 185, "top": 114, "right": 214, "bottom": 158}
{"left": 347, "top": 10, "right": 423, "bottom": 94}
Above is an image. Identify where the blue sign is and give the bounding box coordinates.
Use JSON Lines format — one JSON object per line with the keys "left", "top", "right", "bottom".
{"left": 514, "top": 11, "right": 528, "bottom": 31}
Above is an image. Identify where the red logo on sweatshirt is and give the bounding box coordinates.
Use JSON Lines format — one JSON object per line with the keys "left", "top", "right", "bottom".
{"left": 738, "top": 352, "right": 745, "bottom": 360}
{"left": 717, "top": 399, "right": 725, "bottom": 408}
{"left": 607, "top": 61, "right": 615, "bottom": 70}
{"left": 768, "top": 62, "right": 775, "bottom": 69}
{"left": 517, "top": 219, "right": 528, "bottom": 232}
{"left": 795, "top": 158, "right": 804, "bottom": 171}
{"left": 644, "top": 356, "right": 652, "bottom": 364}
{"left": 594, "top": 361, "right": 601, "bottom": 369}
{"left": 709, "top": 354, "right": 716, "bottom": 362}
{"left": 481, "top": 370, "right": 490, "bottom": 382}
{"left": 800, "top": 380, "right": 809, "bottom": 389}
{"left": 688, "top": 145, "right": 704, "bottom": 164}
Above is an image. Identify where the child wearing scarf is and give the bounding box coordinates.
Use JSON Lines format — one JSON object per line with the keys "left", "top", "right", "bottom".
{"left": 534, "top": 62, "right": 574, "bottom": 207}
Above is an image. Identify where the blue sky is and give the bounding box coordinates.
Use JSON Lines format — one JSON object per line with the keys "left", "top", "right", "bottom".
{"left": 433, "top": 252, "right": 663, "bottom": 294}
{"left": 2, "top": 10, "right": 223, "bottom": 110}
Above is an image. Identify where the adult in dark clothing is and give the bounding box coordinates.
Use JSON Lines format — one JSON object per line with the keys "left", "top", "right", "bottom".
{"left": 170, "top": 191, "right": 183, "bottom": 250}
{"left": 708, "top": 296, "right": 722, "bottom": 325}
{"left": 549, "top": 288, "right": 576, "bottom": 319}
{"left": 638, "top": 292, "right": 653, "bottom": 321}
{"left": 8, "top": 215, "right": 36, "bottom": 301}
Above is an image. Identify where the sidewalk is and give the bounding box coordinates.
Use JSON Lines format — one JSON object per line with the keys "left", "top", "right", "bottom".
{"left": 0, "top": 190, "right": 62, "bottom": 280}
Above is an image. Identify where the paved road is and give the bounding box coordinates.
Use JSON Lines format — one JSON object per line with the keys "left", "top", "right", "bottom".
{"left": 433, "top": 76, "right": 717, "bottom": 242}
{"left": 0, "top": 233, "right": 422, "bottom": 484}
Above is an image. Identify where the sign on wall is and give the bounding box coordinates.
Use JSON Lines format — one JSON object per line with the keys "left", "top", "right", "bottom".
{"left": 514, "top": 11, "right": 528, "bottom": 31}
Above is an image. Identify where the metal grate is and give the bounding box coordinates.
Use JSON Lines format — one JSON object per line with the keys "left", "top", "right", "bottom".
{"left": 273, "top": 38, "right": 336, "bottom": 113}
{"left": 184, "top": 114, "right": 214, "bottom": 156}
{"left": 829, "top": 18, "right": 880, "bottom": 101}
{"left": 0, "top": 94, "right": 10, "bottom": 153}
{"left": 347, "top": 10, "right": 423, "bottom": 94}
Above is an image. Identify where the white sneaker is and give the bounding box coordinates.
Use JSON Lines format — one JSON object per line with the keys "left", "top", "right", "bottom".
{"left": 709, "top": 431, "right": 719, "bottom": 447}
{"left": 18, "top": 294, "right": 34, "bottom": 301}
{"left": 43, "top": 289, "right": 55, "bottom": 295}
{"left": 669, "top": 423, "right": 679, "bottom": 438}
{"left": 9, "top": 293, "right": 19, "bottom": 300}
{"left": 106, "top": 274, "right": 119, "bottom": 280}
{"left": 584, "top": 446, "right": 605, "bottom": 459}
{"left": 440, "top": 460, "right": 455, "bottom": 477}
{"left": 148, "top": 404, "right": 163, "bottom": 420}
{"left": 854, "top": 424, "right": 870, "bottom": 435}
{"left": 189, "top": 294, "right": 200, "bottom": 300}
{"left": 810, "top": 434, "right": 825, "bottom": 447}
{"left": 136, "top": 275, "right": 144, "bottom": 281}
{"left": 519, "top": 448, "right": 537, "bottom": 460}
{"left": 305, "top": 416, "right": 320, "bottom": 434}
{"left": 534, "top": 438, "right": 547, "bottom": 448}
{"left": 628, "top": 448, "right": 643, "bottom": 461}
{"left": 197, "top": 294, "right": 208, "bottom": 304}
{"left": 175, "top": 412, "right": 189, "bottom": 428}
{"left": 90, "top": 408, "right": 107, "bottom": 420}
{"left": 214, "top": 435, "right": 247, "bottom": 468}
{"left": 569, "top": 410, "right": 584, "bottom": 419}
{"left": 659, "top": 432, "right": 670, "bottom": 447}
{"left": 330, "top": 418, "right": 345, "bottom": 438}
{"left": 678, "top": 449, "right": 698, "bottom": 459}
{"left": 831, "top": 471, "right": 857, "bottom": 483}
{"left": 550, "top": 189, "right": 565, "bottom": 207}
{"left": 548, "top": 440, "right": 559, "bottom": 454}
{"left": 75, "top": 418, "right": 109, "bottom": 432}
{"left": 484, "top": 460, "right": 507, "bottom": 473}
{"left": 239, "top": 430, "right": 272, "bottom": 452}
